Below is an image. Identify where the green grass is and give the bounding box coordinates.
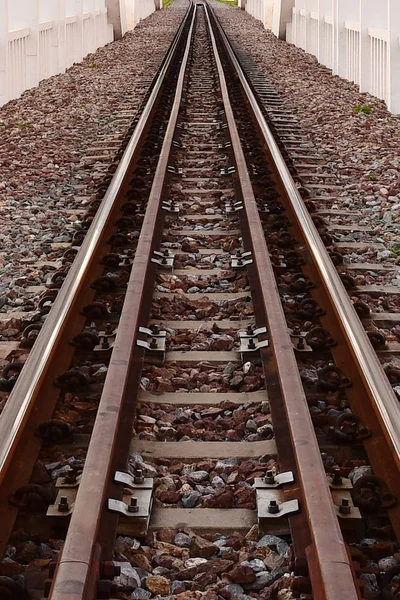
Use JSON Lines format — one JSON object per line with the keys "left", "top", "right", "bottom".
{"left": 353, "top": 103, "right": 373, "bottom": 115}
{"left": 15, "top": 121, "right": 31, "bottom": 128}
{"left": 163, "top": 0, "right": 172, "bottom": 7}
{"left": 390, "top": 247, "right": 400, "bottom": 257}
{"left": 215, "top": 0, "right": 238, "bottom": 6}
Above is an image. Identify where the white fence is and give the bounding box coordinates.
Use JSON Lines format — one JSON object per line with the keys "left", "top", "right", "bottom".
{"left": 287, "top": 0, "right": 400, "bottom": 113}
{"left": 244, "top": 0, "right": 400, "bottom": 114}
{"left": 0, "top": 0, "right": 158, "bottom": 107}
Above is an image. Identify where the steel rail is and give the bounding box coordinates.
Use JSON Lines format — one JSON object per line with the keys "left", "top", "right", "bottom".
{"left": 0, "top": 2, "right": 192, "bottom": 484}
{"left": 204, "top": 5, "right": 359, "bottom": 600}
{"left": 48, "top": 6, "right": 198, "bottom": 599}
{"left": 209, "top": 6, "right": 400, "bottom": 475}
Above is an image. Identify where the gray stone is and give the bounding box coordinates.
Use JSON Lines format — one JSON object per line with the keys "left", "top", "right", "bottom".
{"left": 174, "top": 533, "right": 192, "bottom": 548}
{"left": 360, "top": 573, "right": 379, "bottom": 592}
{"left": 256, "top": 535, "right": 290, "bottom": 557}
{"left": 223, "top": 362, "right": 236, "bottom": 375}
{"left": 348, "top": 465, "right": 373, "bottom": 484}
{"left": 224, "top": 583, "right": 244, "bottom": 597}
{"left": 171, "top": 580, "right": 186, "bottom": 594}
{"left": 189, "top": 470, "right": 210, "bottom": 483}
{"left": 115, "top": 536, "right": 140, "bottom": 555}
{"left": 246, "top": 559, "right": 268, "bottom": 573}
{"left": 130, "top": 590, "right": 151, "bottom": 600}
{"left": 216, "top": 457, "right": 238, "bottom": 471}
{"left": 244, "top": 571, "right": 274, "bottom": 590}
{"left": 378, "top": 556, "right": 397, "bottom": 571}
{"left": 181, "top": 491, "right": 202, "bottom": 508}
{"left": 114, "top": 562, "right": 142, "bottom": 588}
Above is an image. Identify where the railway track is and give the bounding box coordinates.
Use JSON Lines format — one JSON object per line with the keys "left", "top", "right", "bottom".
{"left": 0, "top": 3, "right": 399, "bottom": 600}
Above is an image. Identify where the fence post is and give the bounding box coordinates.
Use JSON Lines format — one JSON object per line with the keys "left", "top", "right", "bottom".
{"left": 332, "top": 0, "right": 346, "bottom": 77}
{"left": 272, "top": 0, "right": 295, "bottom": 40}
{"left": 24, "top": 0, "right": 39, "bottom": 91}
{"left": 387, "top": 0, "right": 400, "bottom": 113}
{"left": 0, "top": 0, "right": 7, "bottom": 105}
{"left": 75, "top": 0, "right": 84, "bottom": 63}
{"left": 105, "top": 0, "right": 125, "bottom": 39}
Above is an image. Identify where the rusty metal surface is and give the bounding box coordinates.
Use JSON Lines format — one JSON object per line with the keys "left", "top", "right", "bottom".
{"left": 205, "top": 6, "right": 359, "bottom": 600}
{"left": 48, "top": 7, "right": 197, "bottom": 600}
{"left": 0, "top": 6, "right": 191, "bottom": 483}
{"left": 210, "top": 7, "right": 400, "bottom": 473}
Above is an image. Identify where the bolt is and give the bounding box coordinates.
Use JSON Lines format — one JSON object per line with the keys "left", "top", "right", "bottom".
{"left": 236, "top": 250, "right": 241, "bottom": 257}
{"left": 134, "top": 469, "right": 145, "bottom": 485}
{"left": 150, "top": 338, "right": 158, "bottom": 349}
{"left": 264, "top": 470, "right": 275, "bottom": 485}
{"left": 63, "top": 472, "right": 77, "bottom": 485}
{"left": 268, "top": 500, "right": 280, "bottom": 514}
{"left": 339, "top": 498, "right": 351, "bottom": 515}
{"left": 248, "top": 338, "right": 256, "bottom": 350}
{"left": 237, "top": 258, "right": 243, "bottom": 266}
{"left": 163, "top": 249, "right": 169, "bottom": 256}
{"left": 162, "top": 257, "right": 168, "bottom": 265}
{"left": 101, "top": 561, "right": 121, "bottom": 580}
{"left": 297, "top": 337, "right": 305, "bottom": 350}
{"left": 128, "top": 497, "right": 139, "bottom": 513}
{"left": 246, "top": 325, "right": 253, "bottom": 335}
{"left": 152, "top": 325, "right": 160, "bottom": 335}
{"left": 58, "top": 496, "right": 70, "bottom": 513}
{"left": 105, "top": 323, "right": 113, "bottom": 334}
{"left": 101, "top": 337, "right": 110, "bottom": 350}
{"left": 331, "top": 468, "right": 342, "bottom": 486}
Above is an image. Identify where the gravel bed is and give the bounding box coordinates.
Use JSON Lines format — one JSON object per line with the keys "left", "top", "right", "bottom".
{"left": 141, "top": 363, "right": 265, "bottom": 393}
{"left": 137, "top": 401, "right": 272, "bottom": 442}
{"left": 209, "top": 1, "right": 400, "bottom": 276}
{"left": 0, "top": 0, "right": 188, "bottom": 319}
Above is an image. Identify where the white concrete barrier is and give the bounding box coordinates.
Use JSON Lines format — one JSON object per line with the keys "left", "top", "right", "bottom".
{"left": 0, "top": 0, "right": 157, "bottom": 106}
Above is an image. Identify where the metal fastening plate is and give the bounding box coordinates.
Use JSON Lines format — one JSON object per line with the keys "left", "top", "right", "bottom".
{"left": 219, "top": 141, "right": 231, "bottom": 149}
{"left": 225, "top": 202, "right": 243, "bottom": 215}
{"left": 327, "top": 475, "right": 352, "bottom": 490}
{"left": 114, "top": 471, "right": 154, "bottom": 490}
{"left": 289, "top": 329, "right": 313, "bottom": 352}
{"left": 137, "top": 338, "right": 166, "bottom": 352}
{"left": 55, "top": 474, "right": 82, "bottom": 489}
{"left": 220, "top": 166, "right": 236, "bottom": 175}
{"left": 46, "top": 489, "right": 77, "bottom": 517}
{"left": 108, "top": 486, "right": 154, "bottom": 536}
{"left": 108, "top": 497, "right": 151, "bottom": 519}
{"left": 161, "top": 202, "right": 180, "bottom": 214}
{"left": 94, "top": 337, "right": 115, "bottom": 352}
{"left": 231, "top": 251, "right": 253, "bottom": 268}
{"left": 239, "top": 326, "right": 268, "bottom": 339}
{"left": 138, "top": 327, "right": 166, "bottom": 339}
{"left": 254, "top": 472, "right": 294, "bottom": 489}
{"left": 173, "top": 140, "right": 185, "bottom": 148}
{"left": 331, "top": 490, "right": 361, "bottom": 520}
{"left": 153, "top": 250, "right": 173, "bottom": 258}
{"left": 256, "top": 487, "right": 299, "bottom": 520}
{"left": 239, "top": 338, "right": 269, "bottom": 353}
{"left": 231, "top": 256, "right": 253, "bottom": 268}
{"left": 151, "top": 255, "right": 175, "bottom": 268}
{"left": 270, "top": 254, "right": 286, "bottom": 268}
